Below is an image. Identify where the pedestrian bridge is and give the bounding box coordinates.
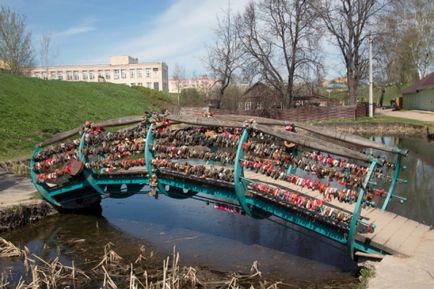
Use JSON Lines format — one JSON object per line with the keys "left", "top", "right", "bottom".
{"left": 30, "top": 113, "right": 428, "bottom": 260}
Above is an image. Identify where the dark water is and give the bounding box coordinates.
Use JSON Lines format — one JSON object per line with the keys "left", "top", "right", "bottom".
{"left": 1, "top": 136, "right": 433, "bottom": 285}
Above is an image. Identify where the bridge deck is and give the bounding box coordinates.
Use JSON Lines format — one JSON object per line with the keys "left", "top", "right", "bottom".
{"left": 244, "top": 171, "right": 431, "bottom": 257}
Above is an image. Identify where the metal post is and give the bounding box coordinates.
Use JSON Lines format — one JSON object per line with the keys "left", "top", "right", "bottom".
{"left": 78, "top": 133, "right": 105, "bottom": 195}
{"left": 369, "top": 35, "right": 374, "bottom": 118}
{"left": 234, "top": 129, "right": 252, "bottom": 216}
{"left": 348, "top": 160, "right": 377, "bottom": 259}
{"left": 29, "top": 145, "right": 60, "bottom": 206}
{"left": 145, "top": 124, "right": 155, "bottom": 180}
{"left": 381, "top": 154, "right": 402, "bottom": 212}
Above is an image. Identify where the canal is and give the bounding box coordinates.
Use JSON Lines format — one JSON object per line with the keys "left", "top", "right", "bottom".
{"left": 1, "top": 136, "right": 433, "bottom": 287}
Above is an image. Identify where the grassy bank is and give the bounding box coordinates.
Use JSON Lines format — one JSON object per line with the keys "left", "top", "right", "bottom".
{"left": 0, "top": 74, "right": 173, "bottom": 161}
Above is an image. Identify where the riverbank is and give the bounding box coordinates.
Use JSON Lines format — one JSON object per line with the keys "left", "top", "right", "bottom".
{"left": 0, "top": 168, "right": 57, "bottom": 232}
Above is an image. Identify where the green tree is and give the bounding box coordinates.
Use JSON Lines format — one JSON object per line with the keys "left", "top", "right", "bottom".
{"left": 180, "top": 88, "right": 205, "bottom": 107}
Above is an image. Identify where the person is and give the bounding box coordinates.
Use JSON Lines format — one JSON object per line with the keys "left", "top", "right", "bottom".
{"left": 379, "top": 88, "right": 385, "bottom": 108}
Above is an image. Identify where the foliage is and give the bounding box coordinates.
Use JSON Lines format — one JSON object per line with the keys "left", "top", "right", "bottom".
{"left": 375, "top": 0, "right": 434, "bottom": 86}
{"left": 0, "top": 5, "right": 33, "bottom": 74}
{"left": 179, "top": 88, "right": 205, "bottom": 107}
{"left": 0, "top": 74, "right": 172, "bottom": 160}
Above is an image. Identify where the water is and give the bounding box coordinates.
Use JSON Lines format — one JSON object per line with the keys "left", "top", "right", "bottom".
{"left": 1, "top": 136, "right": 434, "bottom": 286}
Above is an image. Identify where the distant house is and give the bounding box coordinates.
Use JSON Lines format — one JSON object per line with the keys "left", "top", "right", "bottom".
{"left": 237, "top": 82, "right": 281, "bottom": 111}
{"left": 238, "top": 82, "right": 335, "bottom": 111}
{"left": 401, "top": 72, "right": 434, "bottom": 111}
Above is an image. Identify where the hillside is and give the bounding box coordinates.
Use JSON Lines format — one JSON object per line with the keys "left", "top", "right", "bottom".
{"left": 0, "top": 74, "right": 173, "bottom": 160}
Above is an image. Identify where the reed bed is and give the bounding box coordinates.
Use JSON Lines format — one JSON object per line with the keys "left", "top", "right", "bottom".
{"left": 0, "top": 237, "right": 359, "bottom": 289}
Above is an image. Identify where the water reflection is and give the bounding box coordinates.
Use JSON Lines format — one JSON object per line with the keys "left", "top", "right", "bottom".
{"left": 2, "top": 136, "right": 432, "bottom": 286}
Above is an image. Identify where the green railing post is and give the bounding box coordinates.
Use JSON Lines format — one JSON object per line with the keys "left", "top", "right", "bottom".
{"left": 29, "top": 145, "right": 60, "bottom": 206}
{"left": 381, "top": 154, "right": 402, "bottom": 212}
{"left": 145, "top": 124, "right": 155, "bottom": 182}
{"left": 79, "top": 133, "right": 105, "bottom": 195}
{"left": 234, "top": 129, "right": 252, "bottom": 216}
{"left": 348, "top": 160, "right": 377, "bottom": 259}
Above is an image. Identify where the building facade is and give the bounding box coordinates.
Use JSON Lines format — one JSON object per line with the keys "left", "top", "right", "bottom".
{"left": 402, "top": 72, "right": 434, "bottom": 111}
{"left": 30, "top": 55, "right": 169, "bottom": 92}
{"left": 168, "top": 75, "right": 216, "bottom": 95}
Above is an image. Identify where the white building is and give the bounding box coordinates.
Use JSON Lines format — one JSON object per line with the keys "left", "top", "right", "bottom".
{"left": 168, "top": 75, "right": 217, "bottom": 95}
{"left": 30, "top": 55, "right": 169, "bottom": 92}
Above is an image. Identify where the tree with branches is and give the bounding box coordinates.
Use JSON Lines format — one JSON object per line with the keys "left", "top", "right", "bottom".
{"left": 236, "top": 0, "right": 322, "bottom": 108}
{"left": 205, "top": 4, "right": 244, "bottom": 109}
{"left": 0, "top": 5, "right": 33, "bottom": 74}
{"left": 313, "top": 0, "right": 382, "bottom": 104}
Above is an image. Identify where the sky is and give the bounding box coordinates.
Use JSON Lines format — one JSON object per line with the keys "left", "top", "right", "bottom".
{"left": 0, "top": 0, "right": 343, "bottom": 79}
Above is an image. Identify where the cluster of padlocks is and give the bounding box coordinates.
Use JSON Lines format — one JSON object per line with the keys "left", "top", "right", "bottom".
{"left": 31, "top": 111, "right": 404, "bottom": 235}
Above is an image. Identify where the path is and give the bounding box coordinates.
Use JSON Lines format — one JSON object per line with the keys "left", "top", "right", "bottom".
{"left": 376, "top": 109, "right": 434, "bottom": 123}
{"left": 0, "top": 168, "right": 40, "bottom": 208}
{"left": 368, "top": 229, "right": 434, "bottom": 289}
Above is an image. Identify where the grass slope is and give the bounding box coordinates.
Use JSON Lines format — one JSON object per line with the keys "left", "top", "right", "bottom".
{"left": 0, "top": 74, "right": 173, "bottom": 160}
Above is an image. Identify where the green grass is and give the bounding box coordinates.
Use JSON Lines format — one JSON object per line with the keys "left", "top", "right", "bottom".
{"left": 0, "top": 74, "right": 173, "bottom": 161}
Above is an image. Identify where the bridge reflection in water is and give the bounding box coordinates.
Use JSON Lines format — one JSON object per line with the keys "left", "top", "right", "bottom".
{"left": 30, "top": 113, "right": 418, "bottom": 260}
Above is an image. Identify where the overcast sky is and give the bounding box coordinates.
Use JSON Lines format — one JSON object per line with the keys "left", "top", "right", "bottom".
{"left": 0, "top": 0, "right": 343, "bottom": 78}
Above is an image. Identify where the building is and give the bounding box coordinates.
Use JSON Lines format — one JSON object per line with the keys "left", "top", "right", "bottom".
{"left": 30, "top": 55, "right": 169, "bottom": 92}
{"left": 237, "top": 82, "right": 280, "bottom": 111}
{"left": 401, "top": 72, "right": 434, "bottom": 111}
{"left": 168, "top": 75, "right": 216, "bottom": 95}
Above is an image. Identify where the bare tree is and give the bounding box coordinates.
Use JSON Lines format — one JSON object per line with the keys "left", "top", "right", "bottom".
{"left": 39, "top": 34, "right": 53, "bottom": 76}
{"left": 172, "top": 63, "right": 186, "bottom": 106}
{"left": 206, "top": 4, "right": 244, "bottom": 108}
{"left": 0, "top": 6, "right": 33, "bottom": 74}
{"left": 313, "top": 0, "right": 382, "bottom": 104}
{"left": 236, "top": 0, "right": 322, "bottom": 108}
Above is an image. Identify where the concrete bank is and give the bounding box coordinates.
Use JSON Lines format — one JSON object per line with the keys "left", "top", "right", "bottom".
{"left": 320, "top": 122, "right": 427, "bottom": 137}
{"left": 0, "top": 169, "right": 57, "bottom": 232}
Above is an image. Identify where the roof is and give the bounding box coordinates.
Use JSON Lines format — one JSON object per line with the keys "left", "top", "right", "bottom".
{"left": 240, "top": 82, "right": 275, "bottom": 101}
{"left": 401, "top": 72, "right": 434, "bottom": 94}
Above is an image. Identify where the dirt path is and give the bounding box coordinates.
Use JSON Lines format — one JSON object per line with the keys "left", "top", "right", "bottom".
{"left": 0, "top": 169, "right": 40, "bottom": 208}
{"left": 376, "top": 109, "right": 434, "bottom": 123}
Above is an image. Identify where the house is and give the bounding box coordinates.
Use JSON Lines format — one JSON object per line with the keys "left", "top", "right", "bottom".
{"left": 237, "top": 82, "right": 281, "bottom": 111}
{"left": 401, "top": 72, "right": 434, "bottom": 111}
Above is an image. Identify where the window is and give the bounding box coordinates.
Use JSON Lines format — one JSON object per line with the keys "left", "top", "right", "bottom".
{"left": 73, "top": 71, "right": 79, "bottom": 80}
{"left": 245, "top": 101, "right": 251, "bottom": 111}
{"left": 114, "top": 69, "right": 119, "bottom": 80}
{"left": 145, "top": 68, "right": 151, "bottom": 77}
{"left": 137, "top": 68, "right": 142, "bottom": 78}
{"left": 153, "top": 67, "right": 159, "bottom": 72}
{"left": 98, "top": 70, "right": 104, "bottom": 78}
{"left": 137, "top": 82, "right": 142, "bottom": 86}
{"left": 257, "top": 102, "right": 263, "bottom": 110}
{"left": 89, "top": 71, "right": 95, "bottom": 80}
{"left": 66, "top": 71, "right": 72, "bottom": 80}
{"left": 130, "top": 69, "right": 135, "bottom": 78}
{"left": 121, "top": 69, "right": 126, "bottom": 79}
{"left": 82, "top": 71, "right": 88, "bottom": 80}
{"left": 153, "top": 82, "right": 159, "bottom": 90}
{"left": 57, "top": 72, "right": 63, "bottom": 80}
{"left": 105, "top": 70, "right": 111, "bottom": 80}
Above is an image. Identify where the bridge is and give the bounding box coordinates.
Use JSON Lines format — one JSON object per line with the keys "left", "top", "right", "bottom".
{"left": 30, "top": 112, "right": 429, "bottom": 260}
